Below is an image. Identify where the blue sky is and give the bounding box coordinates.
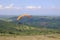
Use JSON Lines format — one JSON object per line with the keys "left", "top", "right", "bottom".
{"left": 0, "top": 0, "right": 60, "bottom": 16}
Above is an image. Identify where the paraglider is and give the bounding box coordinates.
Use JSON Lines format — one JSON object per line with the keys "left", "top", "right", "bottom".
{"left": 16, "top": 14, "right": 31, "bottom": 30}
{"left": 15, "top": 14, "right": 31, "bottom": 30}
{"left": 17, "top": 14, "right": 31, "bottom": 24}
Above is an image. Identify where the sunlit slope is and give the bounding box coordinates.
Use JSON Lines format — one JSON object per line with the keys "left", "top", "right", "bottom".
{"left": 0, "top": 20, "right": 60, "bottom": 35}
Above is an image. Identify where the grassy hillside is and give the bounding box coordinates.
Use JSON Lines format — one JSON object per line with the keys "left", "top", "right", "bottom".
{"left": 0, "top": 16, "right": 60, "bottom": 35}
{"left": 0, "top": 21, "right": 60, "bottom": 35}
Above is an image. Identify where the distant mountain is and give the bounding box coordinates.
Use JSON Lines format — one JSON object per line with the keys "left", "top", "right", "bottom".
{"left": 8, "top": 16, "right": 60, "bottom": 29}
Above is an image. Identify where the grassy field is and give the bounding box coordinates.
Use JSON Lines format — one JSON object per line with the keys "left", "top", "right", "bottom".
{"left": 0, "top": 34, "right": 60, "bottom": 40}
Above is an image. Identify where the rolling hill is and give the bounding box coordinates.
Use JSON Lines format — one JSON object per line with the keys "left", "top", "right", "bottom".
{"left": 0, "top": 16, "right": 60, "bottom": 35}
{"left": 9, "top": 16, "right": 60, "bottom": 29}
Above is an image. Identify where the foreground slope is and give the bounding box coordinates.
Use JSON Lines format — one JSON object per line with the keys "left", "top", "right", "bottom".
{"left": 0, "top": 19, "right": 60, "bottom": 35}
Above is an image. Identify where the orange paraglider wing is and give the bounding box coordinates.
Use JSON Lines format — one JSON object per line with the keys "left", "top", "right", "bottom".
{"left": 17, "top": 16, "right": 22, "bottom": 20}
{"left": 17, "top": 14, "right": 31, "bottom": 20}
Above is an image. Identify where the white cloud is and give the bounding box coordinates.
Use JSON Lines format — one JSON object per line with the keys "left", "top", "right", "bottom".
{"left": 5, "top": 4, "right": 14, "bottom": 9}
{"left": 4, "top": 4, "right": 22, "bottom": 10}
{"left": 26, "top": 6, "right": 36, "bottom": 9}
{"left": 25, "top": 6, "right": 41, "bottom": 9}
{"left": 0, "top": 4, "right": 59, "bottom": 10}
{"left": 38, "top": 6, "right": 41, "bottom": 8}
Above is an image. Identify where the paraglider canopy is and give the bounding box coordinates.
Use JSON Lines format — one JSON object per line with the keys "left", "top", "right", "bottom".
{"left": 17, "top": 14, "right": 31, "bottom": 21}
